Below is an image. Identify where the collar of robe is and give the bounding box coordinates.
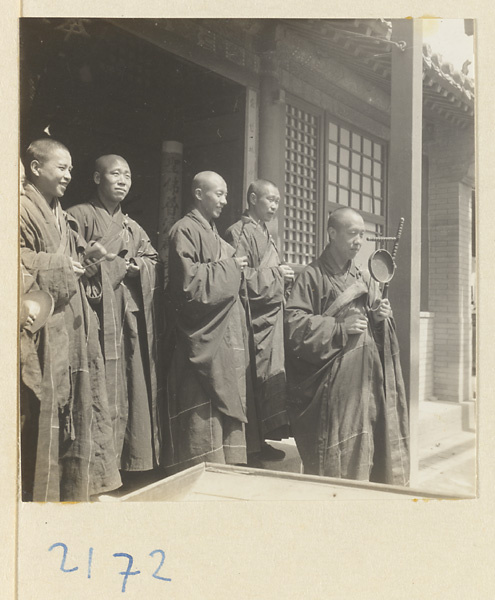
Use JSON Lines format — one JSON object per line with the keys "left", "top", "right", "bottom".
{"left": 320, "top": 244, "right": 360, "bottom": 280}
{"left": 242, "top": 209, "right": 264, "bottom": 226}
{"left": 23, "top": 182, "right": 64, "bottom": 232}
{"left": 93, "top": 195, "right": 123, "bottom": 217}
{"left": 189, "top": 208, "right": 219, "bottom": 234}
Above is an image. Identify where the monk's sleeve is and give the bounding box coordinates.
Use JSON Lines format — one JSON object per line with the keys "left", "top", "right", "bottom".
{"left": 284, "top": 270, "right": 346, "bottom": 366}
{"left": 66, "top": 212, "right": 91, "bottom": 258}
{"left": 68, "top": 205, "right": 128, "bottom": 291}
{"left": 131, "top": 224, "right": 160, "bottom": 284}
{"left": 134, "top": 225, "right": 159, "bottom": 264}
{"left": 21, "top": 266, "right": 39, "bottom": 295}
{"left": 20, "top": 210, "right": 77, "bottom": 311}
{"left": 236, "top": 232, "right": 284, "bottom": 310}
{"left": 170, "top": 225, "right": 242, "bottom": 321}
{"left": 131, "top": 226, "right": 162, "bottom": 330}
{"left": 66, "top": 206, "right": 89, "bottom": 246}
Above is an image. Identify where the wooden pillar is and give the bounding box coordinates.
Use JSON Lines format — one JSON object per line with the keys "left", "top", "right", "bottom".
{"left": 388, "top": 19, "right": 423, "bottom": 485}
{"left": 243, "top": 87, "right": 259, "bottom": 203}
{"left": 258, "top": 45, "right": 286, "bottom": 245}
{"left": 158, "top": 140, "right": 183, "bottom": 287}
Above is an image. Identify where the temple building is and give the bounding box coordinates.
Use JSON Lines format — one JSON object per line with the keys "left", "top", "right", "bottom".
{"left": 20, "top": 18, "right": 475, "bottom": 479}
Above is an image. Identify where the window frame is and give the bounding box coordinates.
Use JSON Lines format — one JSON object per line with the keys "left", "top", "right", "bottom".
{"left": 323, "top": 112, "right": 388, "bottom": 237}
{"left": 283, "top": 94, "right": 389, "bottom": 265}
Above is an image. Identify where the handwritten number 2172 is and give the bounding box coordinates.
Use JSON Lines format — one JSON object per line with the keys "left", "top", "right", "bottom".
{"left": 48, "top": 543, "right": 171, "bottom": 592}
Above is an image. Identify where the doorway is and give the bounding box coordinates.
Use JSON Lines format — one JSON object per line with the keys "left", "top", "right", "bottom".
{"left": 20, "top": 18, "right": 246, "bottom": 242}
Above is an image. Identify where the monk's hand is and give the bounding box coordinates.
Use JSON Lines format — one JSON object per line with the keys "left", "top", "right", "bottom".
{"left": 71, "top": 259, "right": 85, "bottom": 278}
{"left": 83, "top": 241, "right": 107, "bottom": 277}
{"left": 374, "top": 298, "right": 392, "bottom": 322}
{"left": 343, "top": 312, "right": 368, "bottom": 335}
{"left": 279, "top": 264, "right": 294, "bottom": 282}
{"left": 235, "top": 256, "right": 249, "bottom": 271}
{"left": 20, "top": 299, "right": 40, "bottom": 330}
{"left": 126, "top": 259, "right": 140, "bottom": 278}
{"left": 83, "top": 258, "right": 100, "bottom": 278}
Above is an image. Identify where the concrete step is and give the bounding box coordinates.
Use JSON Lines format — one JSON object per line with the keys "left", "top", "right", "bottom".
{"left": 419, "top": 399, "right": 476, "bottom": 444}
{"left": 417, "top": 431, "right": 476, "bottom": 496}
{"left": 417, "top": 400, "right": 476, "bottom": 496}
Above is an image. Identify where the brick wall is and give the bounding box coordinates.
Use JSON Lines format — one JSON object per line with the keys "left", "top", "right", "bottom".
{"left": 419, "top": 312, "right": 435, "bottom": 402}
{"left": 426, "top": 121, "right": 474, "bottom": 402}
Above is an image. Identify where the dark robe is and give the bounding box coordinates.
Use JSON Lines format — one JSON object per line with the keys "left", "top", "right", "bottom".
{"left": 224, "top": 213, "right": 289, "bottom": 439}
{"left": 19, "top": 268, "right": 43, "bottom": 501}
{"left": 20, "top": 183, "right": 122, "bottom": 501}
{"left": 68, "top": 199, "right": 162, "bottom": 472}
{"left": 162, "top": 209, "right": 248, "bottom": 472}
{"left": 284, "top": 245, "right": 410, "bottom": 485}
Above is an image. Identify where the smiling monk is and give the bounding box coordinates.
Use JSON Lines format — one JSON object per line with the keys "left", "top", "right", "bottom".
{"left": 162, "top": 171, "right": 250, "bottom": 473}
{"left": 20, "top": 139, "right": 121, "bottom": 501}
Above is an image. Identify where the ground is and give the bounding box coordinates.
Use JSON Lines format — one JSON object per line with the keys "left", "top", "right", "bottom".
{"left": 102, "top": 396, "right": 476, "bottom": 500}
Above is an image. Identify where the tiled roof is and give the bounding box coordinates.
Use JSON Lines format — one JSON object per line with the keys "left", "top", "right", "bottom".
{"left": 422, "top": 43, "right": 474, "bottom": 123}
{"left": 285, "top": 19, "right": 474, "bottom": 127}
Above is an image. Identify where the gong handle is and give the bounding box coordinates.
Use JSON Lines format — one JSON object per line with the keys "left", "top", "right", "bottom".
{"left": 366, "top": 236, "right": 397, "bottom": 242}
{"left": 391, "top": 218, "right": 405, "bottom": 261}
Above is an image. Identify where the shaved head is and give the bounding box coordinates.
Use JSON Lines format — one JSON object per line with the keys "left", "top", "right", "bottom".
{"left": 327, "top": 207, "right": 365, "bottom": 265}
{"left": 23, "top": 138, "right": 70, "bottom": 179}
{"left": 327, "top": 207, "right": 363, "bottom": 232}
{"left": 191, "top": 171, "right": 226, "bottom": 198}
{"left": 95, "top": 154, "right": 130, "bottom": 174}
{"left": 247, "top": 179, "right": 278, "bottom": 206}
{"left": 191, "top": 171, "right": 228, "bottom": 221}
{"left": 22, "top": 138, "right": 72, "bottom": 201}
{"left": 246, "top": 178, "right": 280, "bottom": 223}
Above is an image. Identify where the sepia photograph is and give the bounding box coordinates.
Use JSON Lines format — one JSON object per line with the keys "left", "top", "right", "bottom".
{"left": 18, "top": 17, "right": 476, "bottom": 505}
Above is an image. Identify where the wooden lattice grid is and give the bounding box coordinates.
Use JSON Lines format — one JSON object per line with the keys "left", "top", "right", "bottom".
{"left": 284, "top": 104, "right": 319, "bottom": 264}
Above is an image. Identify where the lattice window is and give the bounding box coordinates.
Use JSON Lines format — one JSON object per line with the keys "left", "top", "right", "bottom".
{"left": 327, "top": 121, "right": 385, "bottom": 218}
{"left": 284, "top": 104, "right": 319, "bottom": 264}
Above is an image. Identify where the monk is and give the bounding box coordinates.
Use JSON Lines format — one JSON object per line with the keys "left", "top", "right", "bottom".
{"left": 68, "top": 155, "right": 162, "bottom": 475}
{"left": 20, "top": 138, "right": 121, "bottom": 501}
{"left": 284, "top": 207, "right": 410, "bottom": 485}
{"left": 162, "top": 171, "right": 250, "bottom": 473}
{"left": 224, "top": 179, "right": 294, "bottom": 463}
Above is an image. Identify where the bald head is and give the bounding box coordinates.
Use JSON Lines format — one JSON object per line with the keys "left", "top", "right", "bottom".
{"left": 327, "top": 207, "right": 365, "bottom": 265}
{"left": 191, "top": 171, "right": 228, "bottom": 221}
{"left": 94, "top": 154, "right": 132, "bottom": 206}
{"left": 191, "top": 171, "right": 225, "bottom": 197}
{"left": 246, "top": 179, "right": 280, "bottom": 223}
{"left": 247, "top": 179, "right": 278, "bottom": 206}
{"left": 23, "top": 138, "right": 73, "bottom": 201}
{"left": 95, "top": 154, "right": 130, "bottom": 175}
{"left": 23, "top": 138, "right": 70, "bottom": 177}
{"left": 327, "top": 207, "right": 363, "bottom": 232}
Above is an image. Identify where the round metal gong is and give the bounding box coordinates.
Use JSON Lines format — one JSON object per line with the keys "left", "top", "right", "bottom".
{"left": 21, "top": 290, "right": 54, "bottom": 333}
{"left": 368, "top": 248, "right": 396, "bottom": 284}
